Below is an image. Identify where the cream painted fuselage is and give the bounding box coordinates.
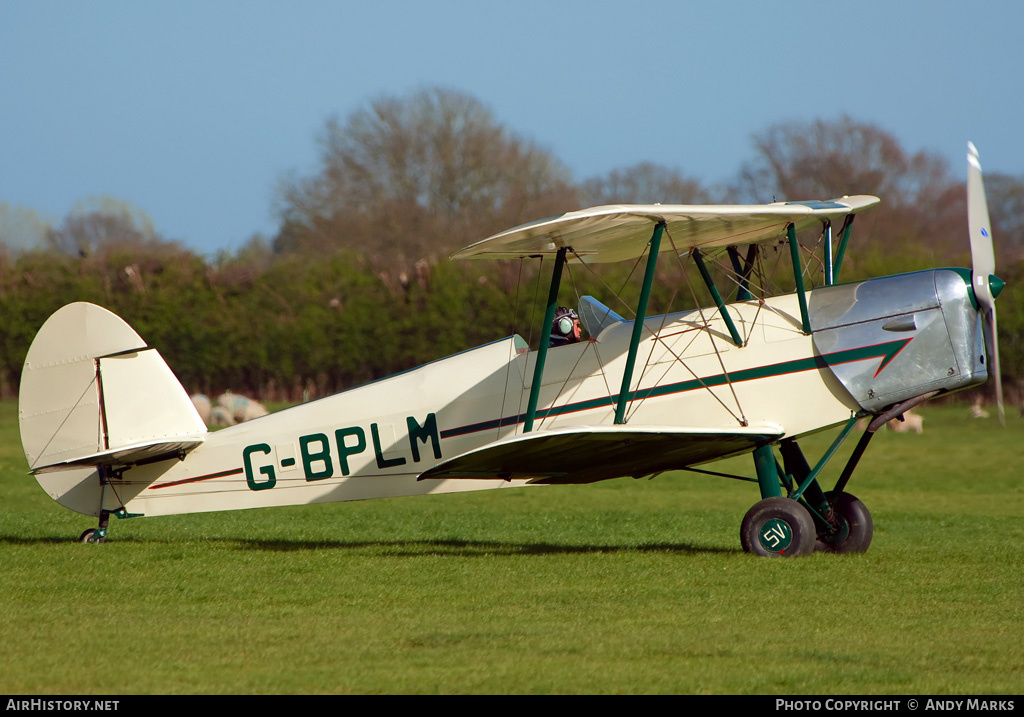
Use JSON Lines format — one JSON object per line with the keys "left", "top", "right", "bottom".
{"left": 39, "top": 268, "right": 986, "bottom": 519}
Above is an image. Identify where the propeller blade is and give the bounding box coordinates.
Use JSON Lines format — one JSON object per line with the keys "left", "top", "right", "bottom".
{"left": 967, "top": 141, "right": 1004, "bottom": 425}
{"left": 967, "top": 142, "right": 995, "bottom": 310}
{"left": 985, "top": 307, "right": 1006, "bottom": 426}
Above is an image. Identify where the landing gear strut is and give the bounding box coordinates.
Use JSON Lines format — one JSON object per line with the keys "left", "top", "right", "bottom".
{"left": 79, "top": 466, "right": 119, "bottom": 544}
{"left": 741, "top": 423, "right": 878, "bottom": 557}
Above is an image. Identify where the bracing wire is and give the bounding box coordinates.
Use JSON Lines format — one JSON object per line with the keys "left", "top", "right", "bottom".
{"left": 509, "top": 227, "right": 838, "bottom": 432}
{"left": 526, "top": 255, "right": 544, "bottom": 350}
{"left": 497, "top": 258, "right": 525, "bottom": 441}
{"left": 537, "top": 257, "right": 619, "bottom": 428}
{"left": 569, "top": 249, "right": 648, "bottom": 320}
{"left": 623, "top": 229, "right": 747, "bottom": 426}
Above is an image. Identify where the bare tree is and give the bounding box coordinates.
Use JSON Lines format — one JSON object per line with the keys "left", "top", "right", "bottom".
{"left": 985, "top": 173, "right": 1024, "bottom": 259}
{"left": 736, "top": 116, "right": 954, "bottom": 203}
{"left": 46, "top": 197, "right": 170, "bottom": 257}
{"left": 579, "top": 162, "right": 712, "bottom": 206}
{"left": 733, "top": 116, "right": 963, "bottom": 259}
{"left": 275, "top": 87, "right": 578, "bottom": 262}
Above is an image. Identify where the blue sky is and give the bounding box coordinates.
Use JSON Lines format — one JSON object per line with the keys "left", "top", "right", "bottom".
{"left": 2, "top": 0, "right": 1021, "bottom": 256}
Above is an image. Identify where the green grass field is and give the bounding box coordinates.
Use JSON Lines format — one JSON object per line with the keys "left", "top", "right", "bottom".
{"left": 0, "top": 400, "right": 1021, "bottom": 694}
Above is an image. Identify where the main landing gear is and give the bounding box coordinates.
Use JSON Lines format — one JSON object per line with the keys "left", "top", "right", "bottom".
{"left": 739, "top": 415, "right": 883, "bottom": 557}
{"left": 741, "top": 491, "right": 874, "bottom": 557}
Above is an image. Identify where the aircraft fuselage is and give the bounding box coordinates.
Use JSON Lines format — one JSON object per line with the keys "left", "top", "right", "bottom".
{"left": 37, "top": 268, "right": 986, "bottom": 519}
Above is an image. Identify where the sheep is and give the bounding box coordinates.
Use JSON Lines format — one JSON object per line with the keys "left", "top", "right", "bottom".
{"left": 886, "top": 409, "right": 924, "bottom": 434}
{"left": 190, "top": 394, "right": 212, "bottom": 424}
{"left": 216, "top": 391, "right": 269, "bottom": 423}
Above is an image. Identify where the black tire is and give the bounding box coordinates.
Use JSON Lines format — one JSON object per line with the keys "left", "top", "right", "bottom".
{"left": 815, "top": 491, "right": 873, "bottom": 554}
{"left": 740, "top": 497, "right": 816, "bottom": 557}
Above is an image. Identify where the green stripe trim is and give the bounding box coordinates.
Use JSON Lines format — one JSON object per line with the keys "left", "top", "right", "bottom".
{"left": 149, "top": 467, "right": 244, "bottom": 490}
{"left": 440, "top": 338, "right": 912, "bottom": 439}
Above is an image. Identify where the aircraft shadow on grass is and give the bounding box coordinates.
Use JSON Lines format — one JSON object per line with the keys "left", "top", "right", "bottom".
{"left": 229, "top": 537, "right": 735, "bottom": 556}
{"left": 0, "top": 534, "right": 733, "bottom": 556}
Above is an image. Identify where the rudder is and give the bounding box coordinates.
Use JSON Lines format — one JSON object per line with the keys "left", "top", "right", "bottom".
{"left": 19, "top": 303, "right": 206, "bottom": 515}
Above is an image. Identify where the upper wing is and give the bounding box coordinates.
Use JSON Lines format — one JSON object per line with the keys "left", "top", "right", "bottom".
{"left": 418, "top": 424, "right": 783, "bottom": 485}
{"left": 452, "top": 196, "right": 879, "bottom": 264}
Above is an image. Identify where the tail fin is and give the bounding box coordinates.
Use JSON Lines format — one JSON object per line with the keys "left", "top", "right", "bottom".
{"left": 19, "top": 303, "right": 206, "bottom": 475}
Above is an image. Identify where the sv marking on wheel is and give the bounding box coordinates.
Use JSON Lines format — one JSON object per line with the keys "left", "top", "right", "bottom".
{"left": 759, "top": 519, "right": 792, "bottom": 552}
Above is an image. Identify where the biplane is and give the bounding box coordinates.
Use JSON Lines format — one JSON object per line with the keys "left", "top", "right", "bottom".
{"left": 18, "top": 144, "right": 1004, "bottom": 556}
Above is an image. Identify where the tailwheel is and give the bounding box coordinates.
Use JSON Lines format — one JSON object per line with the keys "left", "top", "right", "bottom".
{"left": 78, "top": 528, "right": 105, "bottom": 544}
{"left": 815, "top": 491, "right": 873, "bottom": 554}
{"left": 740, "top": 497, "right": 816, "bottom": 557}
{"left": 78, "top": 510, "right": 111, "bottom": 544}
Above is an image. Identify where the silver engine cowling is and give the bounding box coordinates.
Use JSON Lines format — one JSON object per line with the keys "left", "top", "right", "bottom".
{"left": 810, "top": 269, "right": 988, "bottom": 413}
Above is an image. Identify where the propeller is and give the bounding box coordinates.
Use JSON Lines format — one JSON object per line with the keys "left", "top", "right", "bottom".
{"left": 967, "top": 141, "right": 1005, "bottom": 425}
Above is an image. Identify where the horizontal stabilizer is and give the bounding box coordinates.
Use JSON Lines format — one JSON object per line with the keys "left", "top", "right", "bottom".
{"left": 20, "top": 303, "right": 206, "bottom": 473}
{"left": 418, "top": 424, "right": 783, "bottom": 485}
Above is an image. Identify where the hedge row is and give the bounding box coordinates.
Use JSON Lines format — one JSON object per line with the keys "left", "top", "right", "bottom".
{"left": 2, "top": 243, "right": 1020, "bottom": 403}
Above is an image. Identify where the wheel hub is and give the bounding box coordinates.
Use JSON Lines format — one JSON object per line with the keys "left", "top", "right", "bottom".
{"left": 819, "top": 513, "right": 851, "bottom": 546}
{"left": 758, "top": 518, "right": 793, "bottom": 553}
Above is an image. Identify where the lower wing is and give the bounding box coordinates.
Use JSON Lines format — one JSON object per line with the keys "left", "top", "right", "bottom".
{"left": 418, "top": 424, "right": 784, "bottom": 485}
